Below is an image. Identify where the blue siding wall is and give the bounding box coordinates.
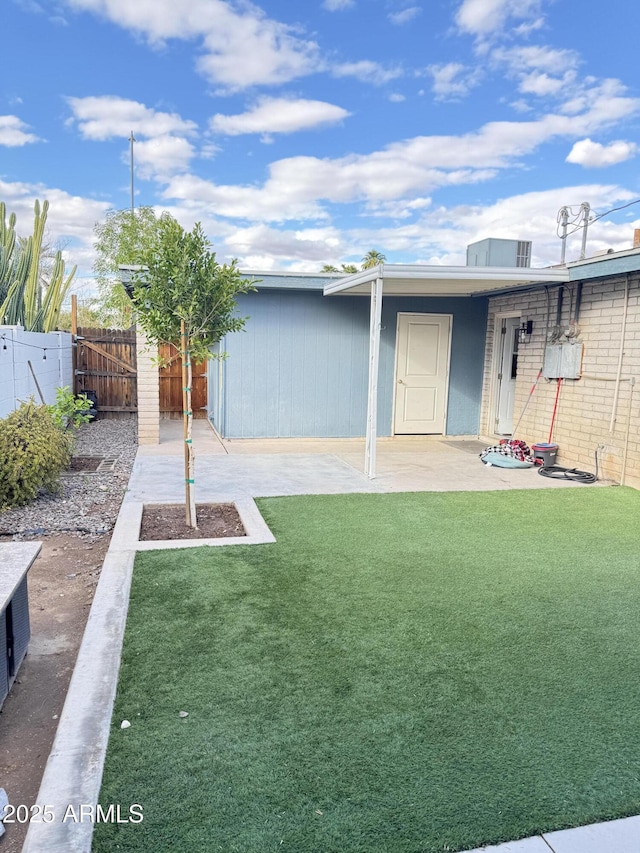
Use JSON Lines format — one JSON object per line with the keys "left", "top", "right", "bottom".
{"left": 210, "top": 289, "right": 488, "bottom": 438}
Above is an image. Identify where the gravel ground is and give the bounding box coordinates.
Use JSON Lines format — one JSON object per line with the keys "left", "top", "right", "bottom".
{"left": 0, "top": 418, "right": 138, "bottom": 538}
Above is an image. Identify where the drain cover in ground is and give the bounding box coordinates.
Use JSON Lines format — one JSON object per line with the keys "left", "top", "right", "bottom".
{"left": 67, "top": 456, "right": 104, "bottom": 473}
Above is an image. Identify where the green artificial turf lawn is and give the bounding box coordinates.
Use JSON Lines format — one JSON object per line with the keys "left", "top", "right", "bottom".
{"left": 95, "top": 488, "right": 640, "bottom": 853}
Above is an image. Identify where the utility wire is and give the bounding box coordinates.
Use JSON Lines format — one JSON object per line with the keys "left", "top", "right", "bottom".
{"left": 557, "top": 198, "right": 640, "bottom": 239}
{"left": 590, "top": 197, "right": 640, "bottom": 224}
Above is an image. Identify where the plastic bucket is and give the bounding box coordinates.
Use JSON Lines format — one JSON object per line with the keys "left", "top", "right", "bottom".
{"left": 531, "top": 442, "right": 558, "bottom": 468}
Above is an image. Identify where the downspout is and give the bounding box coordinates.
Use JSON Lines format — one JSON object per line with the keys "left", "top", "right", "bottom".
{"left": 620, "top": 376, "right": 635, "bottom": 486}
{"left": 364, "top": 271, "right": 383, "bottom": 479}
{"left": 573, "top": 282, "right": 583, "bottom": 323}
{"left": 556, "top": 286, "right": 563, "bottom": 328}
{"left": 609, "top": 274, "right": 630, "bottom": 433}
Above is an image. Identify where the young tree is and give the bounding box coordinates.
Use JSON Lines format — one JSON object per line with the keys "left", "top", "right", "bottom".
{"left": 93, "top": 207, "right": 163, "bottom": 328}
{"left": 132, "top": 215, "right": 255, "bottom": 528}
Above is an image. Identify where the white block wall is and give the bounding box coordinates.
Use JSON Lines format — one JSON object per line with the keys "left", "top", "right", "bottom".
{"left": 0, "top": 326, "right": 73, "bottom": 418}
{"left": 481, "top": 274, "right": 640, "bottom": 488}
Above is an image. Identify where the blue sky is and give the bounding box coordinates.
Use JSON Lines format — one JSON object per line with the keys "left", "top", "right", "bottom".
{"left": 3, "top": 0, "right": 640, "bottom": 296}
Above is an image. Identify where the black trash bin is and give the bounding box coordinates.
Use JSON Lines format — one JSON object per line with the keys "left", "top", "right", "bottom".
{"left": 83, "top": 390, "right": 98, "bottom": 421}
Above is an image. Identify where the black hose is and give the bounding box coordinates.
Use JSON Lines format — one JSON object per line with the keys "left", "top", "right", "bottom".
{"left": 538, "top": 448, "right": 598, "bottom": 483}
{"left": 538, "top": 466, "right": 597, "bottom": 483}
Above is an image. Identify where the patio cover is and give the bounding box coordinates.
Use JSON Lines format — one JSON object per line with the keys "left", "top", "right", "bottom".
{"left": 323, "top": 263, "right": 570, "bottom": 478}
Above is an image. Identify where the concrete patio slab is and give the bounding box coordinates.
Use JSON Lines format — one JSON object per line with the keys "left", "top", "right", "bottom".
{"left": 128, "top": 451, "right": 384, "bottom": 504}
{"left": 138, "top": 420, "right": 600, "bottom": 495}
{"left": 462, "top": 836, "right": 552, "bottom": 852}
{"left": 462, "top": 815, "right": 640, "bottom": 853}
{"left": 543, "top": 814, "right": 640, "bottom": 852}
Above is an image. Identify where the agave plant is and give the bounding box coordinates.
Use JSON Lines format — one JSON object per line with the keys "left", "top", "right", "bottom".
{"left": 0, "top": 199, "right": 77, "bottom": 332}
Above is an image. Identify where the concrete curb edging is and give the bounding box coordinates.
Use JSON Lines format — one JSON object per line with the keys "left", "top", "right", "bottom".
{"left": 22, "top": 492, "right": 275, "bottom": 852}
{"left": 132, "top": 497, "right": 276, "bottom": 551}
{"left": 21, "top": 546, "right": 135, "bottom": 853}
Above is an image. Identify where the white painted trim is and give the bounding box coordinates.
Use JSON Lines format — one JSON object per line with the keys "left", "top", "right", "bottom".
{"left": 487, "top": 310, "right": 521, "bottom": 438}
{"left": 392, "top": 312, "right": 453, "bottom": 436}
{"left": 364, "top": 277, "right": 383, "bottom": 478}
{"left": 323, "top": 263, "right": 568, "bottom": 296}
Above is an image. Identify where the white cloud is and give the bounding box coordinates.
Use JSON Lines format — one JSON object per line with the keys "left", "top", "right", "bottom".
{"left": 323, "top": 0, "right": 354, "bottom": 9}
{"left": 493, "top": 45, "right": 578, "bottom": 76}
{"left": 512, "top": 16, "right": 544, "bottom": 36}
{"left": 455, "top": 0, "right": 542, "bottom": 39}
{"left": 0, "top": 178, "right": 112, "bottom": 274}
{"left": 210, "top": 97, "right": 350, "bottom": 136}
{"left": 566, "top": 138, "right": 638, "bottom": 168}
{"left": 388, "top": 6, "right": 421, "bottom": 25}
{"left": 62, "top": 0, "right": 320, "bottom": 91}
{"left": 160, "top": 88, "right": 640, "bottom": 226}
{"left": 133, "top": 136, "right": 197, "bottom": 178}
{"left": 0, "top": 115, "right": 41, "bottom": 146}
{"left": 491, "top": 46, "right": 579, "bottom": 100}
{"left": 427, "top": 63, "right": 481, "bottom": 100}
{"left": 332, "top": 60, "right": 403, "bottom": 86}
{"left": 66, "top": 95, "right": 197, "bottom": 140}
{"left": 162, "top": 173, "right": 328, "bottom": 222}
{"left": 66, "top": 96, "right": 198, "bottom": 179}
{"left": 389, "top": 93, "right": 406, "bottom": 103}
{"left": 519, "top": 72, "right": 566, "bottom": 97}
{"left": 510, "top": 99, "right": 533, "bottom": 113}
{"left": 48, "top": 178, "right": 634, "bottom": 274}
{"left": 557, "top": 79, "right": 637, "bottom": 125}
{"left": 226, "top": 224, "right": 344, "bottom": 266}
{"left": 365, "top": 197, "right": 433, "bottom": 219}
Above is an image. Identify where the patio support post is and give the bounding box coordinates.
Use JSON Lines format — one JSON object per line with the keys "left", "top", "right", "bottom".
{"left": 364, "top": 273, "right": 383, "bottom": 479}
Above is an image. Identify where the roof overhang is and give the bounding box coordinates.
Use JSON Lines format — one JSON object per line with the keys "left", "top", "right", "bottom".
{"left": 323, "top": 263, "right": 569, "bottom": 297}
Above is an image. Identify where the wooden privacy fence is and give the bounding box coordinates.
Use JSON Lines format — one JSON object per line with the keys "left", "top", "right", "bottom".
{"left": 158, "top": 342, "right": 208, "bottom": 419}
{"left": 74, "top": 326, "right": 137, "bottom": 417}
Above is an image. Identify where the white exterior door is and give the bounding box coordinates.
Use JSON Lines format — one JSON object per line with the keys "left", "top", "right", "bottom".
{"left": 394, "top": 313, "right": 451, "bottom": 434}
{"left": 496, "top": 316, "right": 520, "bottom": 434}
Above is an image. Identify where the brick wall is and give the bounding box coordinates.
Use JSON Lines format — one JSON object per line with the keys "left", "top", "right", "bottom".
{"left": 136, "top": 327, "right": 159, "bottom": 445}
{"left": 481, "top": 274, "right": 640, "bottom": 488}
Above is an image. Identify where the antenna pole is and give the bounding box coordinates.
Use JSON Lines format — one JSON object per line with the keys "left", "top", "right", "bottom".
{"left": 129, "top": 130, "right": 136, "bottom": 217}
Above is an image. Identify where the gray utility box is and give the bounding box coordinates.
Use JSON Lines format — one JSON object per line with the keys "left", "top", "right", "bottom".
{"left": 466, "top": 238, "right": 532, "bottom": 268}
{"left": 0, "top": 542, "right": 40, "bottom": 709}
{"left": 543, "top": 342, "right": 584, "bottom": 380}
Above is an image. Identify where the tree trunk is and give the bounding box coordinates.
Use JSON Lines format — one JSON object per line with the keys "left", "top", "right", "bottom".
{"left": 181, "top": 321, "right": 197, "bottom": 528}
{"left": 186, "top": 350, "right": 197, "bottom": 527}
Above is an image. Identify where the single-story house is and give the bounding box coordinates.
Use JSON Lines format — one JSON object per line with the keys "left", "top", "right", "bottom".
{"left": 122, "top": 236, "right": 640, "bottom": 489}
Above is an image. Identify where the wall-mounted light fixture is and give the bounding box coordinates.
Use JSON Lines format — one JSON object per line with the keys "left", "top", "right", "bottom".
{"left": 519, "top": 319, "right": 533, "bottom": 344}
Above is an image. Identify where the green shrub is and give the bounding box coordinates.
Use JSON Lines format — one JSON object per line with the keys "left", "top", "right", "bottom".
{"left": 48, "top": 386, "right": 93, "bottom": 430}
{"left": 0, "top": 400, "right": 73, "bottom": 510}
